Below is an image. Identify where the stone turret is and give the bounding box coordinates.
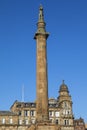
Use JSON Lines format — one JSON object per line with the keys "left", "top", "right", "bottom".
{"left": 58, "top": 81, "right": 74, "bottom": 130}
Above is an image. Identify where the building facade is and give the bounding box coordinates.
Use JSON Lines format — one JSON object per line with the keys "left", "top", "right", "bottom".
{"left": 0, "top": 5, "right": 86, "bottom": 130}
{"left": 74, "top": 118, "right": 85, "bottom": 130}
{"left": 0, "top": 81, "right": 84, "bottom": 130}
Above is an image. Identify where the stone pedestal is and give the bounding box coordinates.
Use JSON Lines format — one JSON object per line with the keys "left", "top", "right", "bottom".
{"left": 29, "top": 122, "right": 61, "bottom": 130}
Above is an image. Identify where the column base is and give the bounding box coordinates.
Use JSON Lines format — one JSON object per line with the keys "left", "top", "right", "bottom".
{"left": 28, "top": 122, "right": 61, "bottom": 130}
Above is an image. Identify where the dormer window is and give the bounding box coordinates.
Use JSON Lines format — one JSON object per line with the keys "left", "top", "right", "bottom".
{"left": 19, "top": 111, "right": 22, "bottom": 116}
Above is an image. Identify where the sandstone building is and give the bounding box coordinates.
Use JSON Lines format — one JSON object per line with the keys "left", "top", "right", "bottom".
{"left": 0, "top": 6, "right": 86, "bottom": 130}
{"left": 74, "top": 118, "right": 85, "bottom": 130}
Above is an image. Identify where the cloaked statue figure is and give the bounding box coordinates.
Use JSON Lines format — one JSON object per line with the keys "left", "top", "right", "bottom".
{"left": 39, "top": 5, "right": 44, "bottom": 21}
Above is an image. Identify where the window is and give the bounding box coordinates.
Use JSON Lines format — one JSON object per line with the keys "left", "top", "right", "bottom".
{"left": 10, "top": 118, "right": 13, "bottom": 124}
{"left": 67, "top": 120, "right": 69, "bottom": 125}
{"left": 66, "top": 110, "right": 68, "bottom": 115}
{"left": 55, "top": 111, "right": 59, "bottom": 117}
{"left": 64, "top": 102, "right": 68, "bottom": 108}
{"left": 2, "top": 118, "right": 5, "bottom": 124}
{"left": 49, "top": 119, "right": 52, "bottom": 123}
{"left": 63, "top": 110, "right": 66, "bottom": 115}
{"left": 25, "top": 120, "right": 28, "bottom": 125}
{"left": 64, "top": 120, "right": 69, "bottom": 125}
{"left": 49, "top": 111, "right": 53, "bottom": 117}
{"left": 31, "top": 119, "right": 35, "bottom": 124}
{"left": 56, "top": 119, "right": 58, "bottom": 124}
{"left": 19, "top": 120, "right": 22, "bottom": 125}
{"left": 67, "top": 110, "right": 70, "bottom": 114}
{"left": 64, "top": 120, "right": 67, "bottom": 125}
{"left": 16, "top": 104, "right": 21, "bottom": 108}
{"left": 24, "top": 110, "right": 28, "bottom": 116}
{"left": 19, "top": 111, "right": 22, "bottom": 116}
{"left": 30, "top": 110, "right": 34, "bottom": 116}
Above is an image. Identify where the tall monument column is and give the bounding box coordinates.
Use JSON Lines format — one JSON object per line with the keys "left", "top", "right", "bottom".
{"left": 34, "top": 5, "right": 49, "bottom": 122}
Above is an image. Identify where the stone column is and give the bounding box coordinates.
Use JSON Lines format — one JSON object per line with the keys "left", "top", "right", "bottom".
{"left": 34, "top": 5, "right": 49, "bottom": 122}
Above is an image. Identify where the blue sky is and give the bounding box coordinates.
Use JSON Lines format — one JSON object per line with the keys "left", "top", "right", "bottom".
{"left": 0, "top": 0, "right": 87, "bottom": 122}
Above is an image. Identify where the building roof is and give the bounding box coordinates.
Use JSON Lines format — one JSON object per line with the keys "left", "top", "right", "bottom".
{"left": 0, "top": 111, "right": 17, "bottom": 116}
